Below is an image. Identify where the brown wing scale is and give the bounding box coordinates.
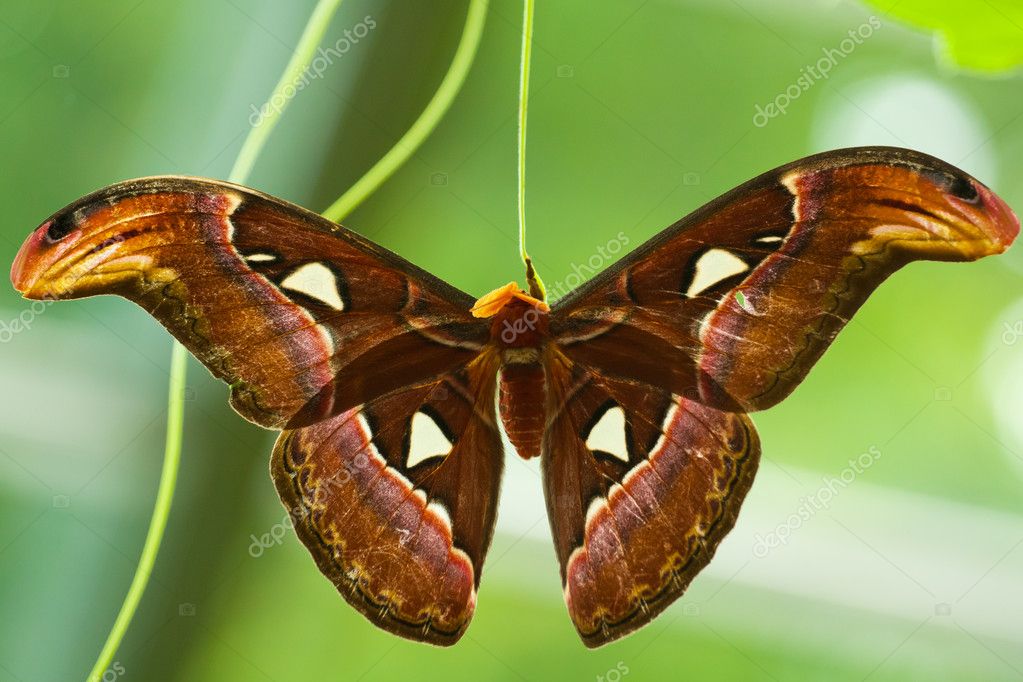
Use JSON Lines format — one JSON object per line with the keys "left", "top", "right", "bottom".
{"left": 10, "top": 177, "right": 499, "bottom": 646}
{"left": 272, "top": 354, "right": 503, "bottom": 645}
{"left": 10, "top": 177, "right": 488, "bottom": 429}
{"left": 552, "top": 147, "right": 1017, "bottom": 412}
{"left": 542, "top": 349, "right": 760, "bottom": 647}
{"left": 544, "top": 147, "right": 1016, "bottom": 647}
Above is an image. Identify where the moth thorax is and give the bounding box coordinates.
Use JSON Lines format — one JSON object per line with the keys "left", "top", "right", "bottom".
{"left": 490, "top": 298, "right": 549, "bottom": 348}
{"left": 499, "top": 361, "right": 545, "bottom": 460}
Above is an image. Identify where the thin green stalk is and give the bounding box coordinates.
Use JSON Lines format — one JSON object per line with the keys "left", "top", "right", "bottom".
{"left": 229, "top": 0, "right": 346, "bottom": 184}
{"left": 516, "top": 0, "right": 545, "bottom": 300}
{"left": 86, "top": 343, "right": 186, "bottom": 682}
{"left": 87, "top": 2, "right": 345, "bottom": 679}
{"left": 321, "top": 0, "right": 489, "bottom": 222}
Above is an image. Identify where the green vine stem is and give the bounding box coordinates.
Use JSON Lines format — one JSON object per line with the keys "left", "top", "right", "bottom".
{"left": 516, "top": 0, "right": 544, "bottom": 300}
{"left": 86, "top": 0, "right": 489, "bottom": 679}
{"left": 322, "top": 0, "right": 489, "bottom": 222}
{"left": 85, "top": 342, "right": 187, "bottom": 682}
{"left": 229, "top": 0, "right": 346, "bottom": 184}
{"left": 86, "top": 2, "right": 346, "bottom": 679}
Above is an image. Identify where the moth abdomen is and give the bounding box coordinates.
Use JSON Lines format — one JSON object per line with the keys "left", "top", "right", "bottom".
{"left": 499, "top": 361, "right": 545, "bottom": 460}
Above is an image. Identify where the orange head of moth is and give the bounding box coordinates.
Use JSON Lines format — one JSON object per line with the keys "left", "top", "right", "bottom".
{"left": 472, "top": 282, "right": 551, "bottom": 348}
{"left": 471, "top": 281, "right": 549, "bottom": 318}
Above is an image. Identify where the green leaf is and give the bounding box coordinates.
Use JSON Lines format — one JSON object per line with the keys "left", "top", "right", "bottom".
{"left": 863, "top": 0, "right": 1023, "bottom": 72}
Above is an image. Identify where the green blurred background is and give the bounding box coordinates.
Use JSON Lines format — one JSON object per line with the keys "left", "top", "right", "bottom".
{"left": 1, "top": 1, "right": 1022, "bottom": 680}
